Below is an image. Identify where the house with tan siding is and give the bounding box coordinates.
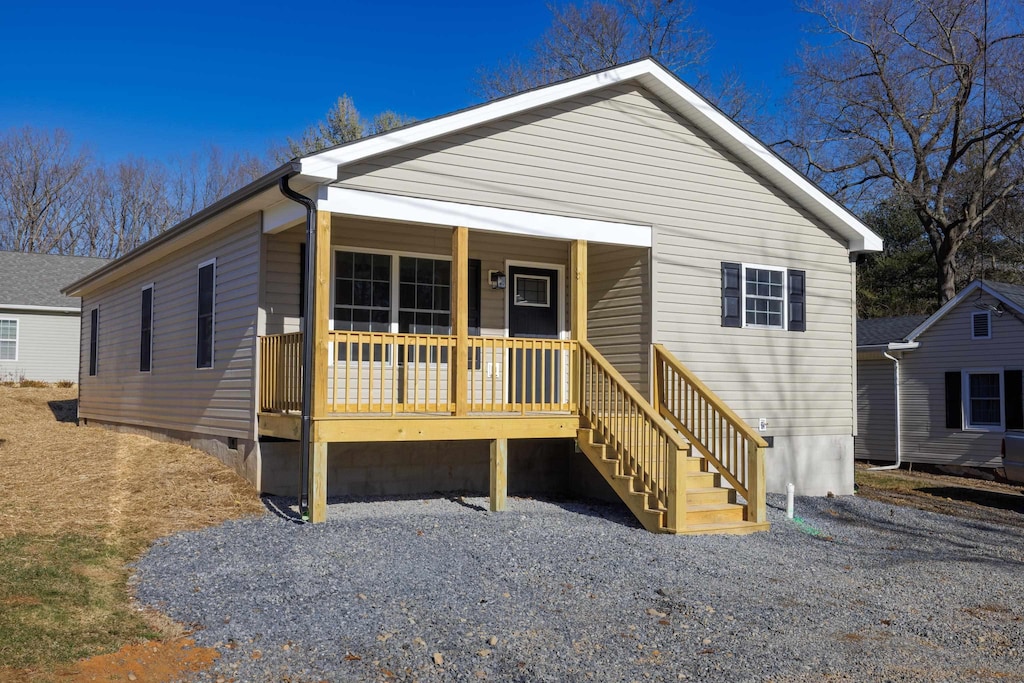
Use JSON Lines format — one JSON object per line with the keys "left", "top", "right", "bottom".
{"left": 0, "top": 251, "right": 109, "bottom": 383}
{"left": 856, "top": 280, "right": 1024, "bottom": 470}
{"left": 63, "top": 59, "right": 881, "bottom": 534}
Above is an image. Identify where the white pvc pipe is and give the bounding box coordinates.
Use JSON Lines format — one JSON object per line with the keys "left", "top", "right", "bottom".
{"left": 870, "top": 352, "right": 903, "bottom": 471}
{"left": 786, "top": 483, "right": 795, "bottom": 519}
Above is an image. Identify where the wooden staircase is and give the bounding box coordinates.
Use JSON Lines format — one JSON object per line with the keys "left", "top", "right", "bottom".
{"left": 576, "top": 341, "right": 769, "bottom": 535}
{"left": 576, "top": 427, "right": 767, "bottom": 535}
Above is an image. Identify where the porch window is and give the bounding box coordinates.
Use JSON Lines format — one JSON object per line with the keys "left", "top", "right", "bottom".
{"left": 0, "top": 318, "right": 17, "bottom": 361}
{"left": 398, "top": 257, "right": 451, "bottom": 334}
{"left": 334, "top": 251, "right": 391, "bottom": 332}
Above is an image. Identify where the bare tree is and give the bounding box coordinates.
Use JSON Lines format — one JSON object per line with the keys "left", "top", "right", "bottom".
{"left": 167, "top": 144, "right": 268, "bottom": 221}
{"left": 277, "top": 96, "right": 415, "bottom": 160}
{"left": 477, "top": 0, "right": 710, "bottom": 99}
{"left": 0, "top": 127, "right": 91, "bottom": 254}
{"left": 784, "top": 0, "right": 1024, "bottom": 303}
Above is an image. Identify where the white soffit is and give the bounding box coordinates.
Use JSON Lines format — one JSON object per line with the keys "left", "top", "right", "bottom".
{"left": 299, "top": 59, "right": 881, "bottom": 254}
{"left": 319, "top": 187, "right": 652, "bottom": 247}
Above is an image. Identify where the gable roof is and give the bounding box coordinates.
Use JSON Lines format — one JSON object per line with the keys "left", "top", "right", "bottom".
{"left": 857, "top": 315, "right": 929, "bottom": 347}
{"left": 299, "top": 58, "right": 882, "bottom": 254}
{"left": 902, "top": 280, "right": 1024, "bottom": 343}
{"left": 0, "top": 251, "right": 110, "bottom": 310}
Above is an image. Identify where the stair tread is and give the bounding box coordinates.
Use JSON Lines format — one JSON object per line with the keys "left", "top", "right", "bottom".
{"left": 686, "top": 502, "right": 745, "bottom": 511}
{"left": 676, "top": 520, "right": 770, "bottom": 534}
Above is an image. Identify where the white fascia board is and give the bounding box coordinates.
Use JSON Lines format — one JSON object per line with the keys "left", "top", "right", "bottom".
{"left": 0, "top": 304, "right": 80, "bottom": 313}
{"left": 298, "top": 59, "right": 880, "bottom": 254}
{"left": 887, "top": 341, "right": 920, "bottom": 351}
{"left": 319, "top": 187, "right": 652, "bottom": 247}
{"left": 905, "top": 281, "right": 981, "bottom": 342}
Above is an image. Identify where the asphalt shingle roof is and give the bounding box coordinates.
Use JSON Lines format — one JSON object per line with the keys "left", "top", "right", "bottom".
{"left": 984, "top": 280, "right": 1024, "bottom": 313}
{"left": 857, "top": 315, "right": 929, "bottom": 347}
{"left": 0, "top": 251, "right": 110, "bottom": 309}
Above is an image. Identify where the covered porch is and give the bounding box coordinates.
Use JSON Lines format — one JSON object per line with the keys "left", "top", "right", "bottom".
{"left": 255, "top": 186, "right": 766, "bottom": 534}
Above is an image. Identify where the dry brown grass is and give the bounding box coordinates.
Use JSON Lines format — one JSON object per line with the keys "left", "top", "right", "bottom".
{"left": 0, "top": 385, "right": 264, "bottom": 546}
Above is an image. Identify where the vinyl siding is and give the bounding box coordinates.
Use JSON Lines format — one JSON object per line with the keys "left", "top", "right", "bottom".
{"left": 587, "top": 244, "right": 650, "bottom": 394}
{"left": 855, "top": 354, "right": 897, "bottom": 461}
{"left": 332, "top": 82, "right": 855, "bottom": 435}
{"left": 0, "top": 309, "right": 81, "bottom": 383}
{"left": 899, "top": 292, "right": 1022, "bottom": 467}
{"left": 263, "top": 218, "right": 571, "bottom": 338}
{"left": 79, "top": 214, "right": 261, "bottom": 439}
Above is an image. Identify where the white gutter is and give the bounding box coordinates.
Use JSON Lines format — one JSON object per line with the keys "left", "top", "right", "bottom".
{"left": 870, "top": 351, "right": 903, "bottom": 471}
{"left": 0, "top": 304, "right": 80, "bottom": 313}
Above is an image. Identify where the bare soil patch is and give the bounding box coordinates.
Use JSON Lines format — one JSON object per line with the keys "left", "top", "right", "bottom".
{"left": 0, "top": 385, "right": 264, "bottom": 682}
{"left": 855, "top": 461, "right": 1024, "bottom": 529}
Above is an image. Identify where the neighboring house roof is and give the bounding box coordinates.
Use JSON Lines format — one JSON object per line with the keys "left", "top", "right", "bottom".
{"left": 857, "top": 315, "right": 929, "bottom": 347}
{"left": 0, "top": 251, "right": 110, "bottom": 310}
{"left": 858, "top": 280, "right": 1024, "bottom": 351}
{"left": 66, "top": 59, "right": 882, "bottom": 297}
{"left": 299, "top": 58, "right": 883, "bottom": 254}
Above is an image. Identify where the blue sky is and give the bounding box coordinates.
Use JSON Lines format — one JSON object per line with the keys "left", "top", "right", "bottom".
{"left": 1, "top": 1, "right": 808, "bottom": 163}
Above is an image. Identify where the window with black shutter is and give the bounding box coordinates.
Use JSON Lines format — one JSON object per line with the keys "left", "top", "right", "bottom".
{"left": 197, "top": 260, "right": 215, "bottom": 369}
{"left": 721, "top": 262, "right": 805, "bottom": 332}
{"left": 140, "top": 285, "right": 153, "bottom": 372}
{"left": 89, "top": 308, "right": 99, "bottom": 376}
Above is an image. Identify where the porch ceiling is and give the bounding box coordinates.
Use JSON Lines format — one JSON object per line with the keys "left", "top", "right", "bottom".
{"left": 263, "top": 186, "right": 652, "bottom": 248}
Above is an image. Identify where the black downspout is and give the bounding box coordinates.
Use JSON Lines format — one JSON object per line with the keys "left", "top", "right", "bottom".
{"left": 279, "top": 174, "right": 317, "bottom": 521}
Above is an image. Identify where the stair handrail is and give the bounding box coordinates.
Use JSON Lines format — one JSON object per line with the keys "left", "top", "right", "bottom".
{"left": 578, "top": 341, "right": 689, "bottom": 529}
{"left": 652, "top": 344, "right": 767, "bottom": 524}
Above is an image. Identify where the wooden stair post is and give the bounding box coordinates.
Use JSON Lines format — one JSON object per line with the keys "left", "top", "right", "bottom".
{"left": 747, "top": 444, "right": 767, "bottom": 523}
{"left": 666, "top": 444, "right": 688, "bottom": 531}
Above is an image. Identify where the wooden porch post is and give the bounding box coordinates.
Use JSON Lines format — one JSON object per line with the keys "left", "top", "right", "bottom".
{"left": 490, "top": 438, "right": 508, "bottom": 512}
{"left": 309, "top": 209, "right": 332, "bottom": 523}
{"left": 570, "top": 240, "right": 588, "bottom": 341}
{"left": 452, "top": 226, "right": 469, "bottom": 416}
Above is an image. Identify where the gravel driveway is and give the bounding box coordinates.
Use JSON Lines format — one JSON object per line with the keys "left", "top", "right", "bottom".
{"left": 133, "top": 493, "right": 1024, "bottom": 682}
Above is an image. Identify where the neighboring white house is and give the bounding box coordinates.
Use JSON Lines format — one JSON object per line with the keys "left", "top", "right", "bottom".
{"left": 64, "top": 59, "right": 882, "bottom": 531}
{"left": 857, "top": 280, "right": 1024, "bottom": 469}
{"left": 0, "top": 251, "right": 109, "bottom": 383}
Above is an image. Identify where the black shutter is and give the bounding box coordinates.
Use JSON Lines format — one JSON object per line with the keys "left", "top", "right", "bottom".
{"left": 89, "top": 308, "right": 98, "bottom": 376}
{"left": 1005, "top": 370, "right": 1023, "bottom": 430}
{"left": 788, "top": 269, "right": 806, "bottom": 332}
{"left": 945, "top": 371, "right": 962, "bottom": 429}
{"left": 721, "top": 262, "right": 741, "bottom": 328}
{"left": 468, "top": 259, "right": 481, "bottom": 336}
{"left": 298, "top": 242, "right": 306, "bottom": 318}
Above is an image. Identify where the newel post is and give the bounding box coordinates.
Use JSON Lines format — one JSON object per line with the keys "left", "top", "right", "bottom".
{"left": 666, "top": 442, "right": 688, "bottom": 531}
{"left": 748, "top": 442, "right": 767, "bottom": 523}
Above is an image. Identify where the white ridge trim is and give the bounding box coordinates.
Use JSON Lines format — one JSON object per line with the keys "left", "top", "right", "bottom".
{"left": 318, "top": 187, "right": 652, "bottom": 247}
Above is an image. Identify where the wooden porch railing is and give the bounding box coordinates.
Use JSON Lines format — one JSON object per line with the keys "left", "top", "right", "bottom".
{"left": 578, "top": 341, "right": 689, "bottom": 530}
{"left": 258, "top": 331, "right": 577, "bottom": 415}
{"left": 652, "top": 344, "right": 767, "bottom": 524}
{"left": 259, "top": 332, "right": 303, "bottom": 412}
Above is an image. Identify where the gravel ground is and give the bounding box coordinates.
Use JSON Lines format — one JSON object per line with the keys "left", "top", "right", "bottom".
{"left": 133, "top": 493, "right": 1024, "bottom": 682}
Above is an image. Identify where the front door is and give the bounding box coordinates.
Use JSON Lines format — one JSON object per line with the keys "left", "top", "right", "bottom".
{"left": 508, "top": 265, "right": 560, "bottom": 404}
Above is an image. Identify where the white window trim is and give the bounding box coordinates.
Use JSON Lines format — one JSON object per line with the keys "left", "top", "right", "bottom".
{"left": 971, "top": 310, "right": 991, "bottom": 340}
{"left": 512, "top": 273, "right": 551, "bottom": 308}
{"left": 0, "top": 317, "right": 19, "bottom": 362}
{"left": 140, "top": 283, "right": 154, "bottom": 373}
{"left": 197, "top": 259, "right": 216, "bottom": 370}
{"left": 741, "top": 263, "right": 788, "bottom": 331}
{"left": 962, "top": 368, "right": 1004, "bottom": 432}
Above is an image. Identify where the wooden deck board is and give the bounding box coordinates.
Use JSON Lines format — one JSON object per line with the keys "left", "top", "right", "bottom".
{"left": 258, "top": 412, "right": 580, "bottom": 442}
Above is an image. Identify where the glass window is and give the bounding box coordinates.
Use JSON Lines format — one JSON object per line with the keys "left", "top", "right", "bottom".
{"left": 0, "top": 319, "right": 17, "bottom": 361}
{"left": 744, "top": 267, "right": 785, "bottom": 329}
{"left": 398, "top": 256, "right": 451, "bottom": 334}
{"left": 514, "top": 274, "right": 550, "bottom": 307}
{"left": 334, "top": 251, "right": 391, "bottom": 333}
{"left": 197, "top": 261, "right": 215, "bottom": 368}
{"left": 966, "top": 372, "right": 1002, "bottom": 428}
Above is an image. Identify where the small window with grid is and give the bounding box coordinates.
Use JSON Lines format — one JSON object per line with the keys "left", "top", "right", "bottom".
{"left": 0, "top": 319, "right": 16, "bottom": 361}
{"left": 744, "top": 267, "right": 785, "bottom": 329}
